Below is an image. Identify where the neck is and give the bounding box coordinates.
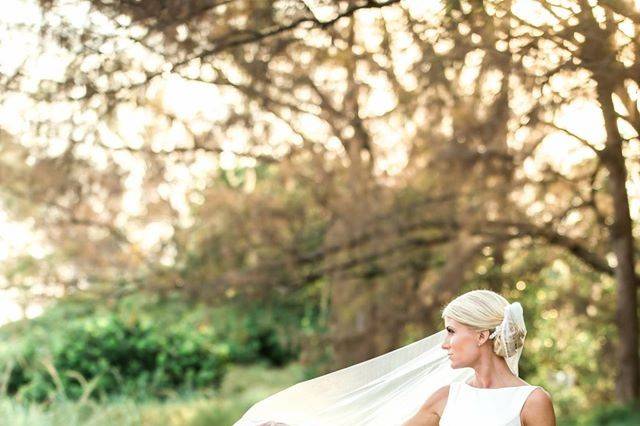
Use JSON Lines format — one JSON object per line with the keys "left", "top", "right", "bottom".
{"left": 469, "top": 350, "right": 516, "bottom": 388}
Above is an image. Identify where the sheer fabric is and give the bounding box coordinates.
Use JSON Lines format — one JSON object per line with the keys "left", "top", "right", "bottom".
{"left": 233, "top": 330, "right": 473, "bottom": 426}
{"left": 234, "top": 302, "right": 527, "bottom": 426}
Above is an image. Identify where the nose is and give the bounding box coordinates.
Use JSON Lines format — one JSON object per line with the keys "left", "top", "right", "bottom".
{"left": 441, "top": 337, "right": 450, "bottom": 351}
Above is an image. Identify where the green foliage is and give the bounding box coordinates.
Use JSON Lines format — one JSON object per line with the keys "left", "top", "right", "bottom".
{"left": 2, "top": 310, "right": 229, "bottom": 402}
{"left": 581, "top": 404, "right": 640, "bottom": 425}
{"left": 0, "top": 362, "right": 305, "bottom": 426}
{"left": 0, "top": 291, "right": 321, "bottom": 403}
{"left": 463, "top": 246, "right": 618, "bottom": 419}
{"left": 217, "top": 299, "right": 319, "bottom": 367}
{"left": 559, "top": 403, "right": 640, "bottom": 426}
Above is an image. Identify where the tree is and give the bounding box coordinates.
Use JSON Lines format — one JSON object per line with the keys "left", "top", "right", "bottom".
{"left": 1, "top": 0, "right": 638, "bottom": 403}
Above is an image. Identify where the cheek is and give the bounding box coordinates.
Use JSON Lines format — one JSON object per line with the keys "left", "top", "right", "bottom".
{"left": 449, "top": 336, "right": 460, "bottom": 352}
{"left": 452, "top": 334, "right": 475, "bottom": 355}
{"left": 451, "top": 334, "right": 467, "bottom": 348}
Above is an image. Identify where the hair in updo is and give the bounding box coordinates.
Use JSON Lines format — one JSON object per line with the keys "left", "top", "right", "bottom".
{"left": 441, "top": 289, "right": 525, "bottom": 358}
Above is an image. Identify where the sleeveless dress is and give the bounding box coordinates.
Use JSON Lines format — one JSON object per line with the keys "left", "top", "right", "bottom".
{"left": 439, "top": 382, "right": 540, "bottom": 426}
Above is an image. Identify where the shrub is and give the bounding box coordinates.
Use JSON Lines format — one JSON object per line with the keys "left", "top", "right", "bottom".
{"left": 582, "top": 404, "right": 640, "bottom": 426}
{"left": 224, "top": 309, "right": 300, "bottom": 367}
{"left": 3, "top": 314, "right": 229, "bottom": 402}
{"left": 0, "top": 293, "right": 317, "bottom": 402}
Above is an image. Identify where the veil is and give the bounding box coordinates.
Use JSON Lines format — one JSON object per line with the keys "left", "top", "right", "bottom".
{"left": 233, "top": 302, "right": 526, "bottom": 426}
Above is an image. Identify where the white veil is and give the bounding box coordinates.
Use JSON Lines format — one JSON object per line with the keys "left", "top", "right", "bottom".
{"left": 233, "top": 302, "right": 526, "bottom": 426}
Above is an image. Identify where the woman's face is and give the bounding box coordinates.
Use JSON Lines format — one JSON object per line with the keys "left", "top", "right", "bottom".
{"left": 441, "top": 317, "right": 483, "bottom": 369}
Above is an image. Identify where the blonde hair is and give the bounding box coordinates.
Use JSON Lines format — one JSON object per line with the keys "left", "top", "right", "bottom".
{"left": 442, "top": 289, "right": 525, "bottom": 357}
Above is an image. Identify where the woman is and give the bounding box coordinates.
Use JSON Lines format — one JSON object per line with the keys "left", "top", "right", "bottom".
{"left": 403, "top": 290, "right": 556, "bottom": 425}
{"left": 234, "top": 289, "right": 555, "bottom": 425}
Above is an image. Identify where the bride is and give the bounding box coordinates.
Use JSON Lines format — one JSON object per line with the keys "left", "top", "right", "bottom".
{"left": 403, "top": 290, "right": 556, "bottom": 425}
{"left": 234, "top": 289, "right": 556, "bottom": 425}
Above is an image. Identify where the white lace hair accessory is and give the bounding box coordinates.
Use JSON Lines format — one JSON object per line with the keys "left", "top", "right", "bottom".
{"left": 488, "top": 302, "right": 527, "bottom": 376}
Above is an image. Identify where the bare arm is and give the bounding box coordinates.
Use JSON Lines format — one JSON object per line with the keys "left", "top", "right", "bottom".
{"left": 402, "top": 385, "right": 450, "bottom": 426}
{"left": 521, "top": 388, "right": 556, "bottom": 426}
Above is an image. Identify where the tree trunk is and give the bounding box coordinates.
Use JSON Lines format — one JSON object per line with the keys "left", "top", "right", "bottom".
{"left": 597, "top": 82, "right": 640, "bottom": 403}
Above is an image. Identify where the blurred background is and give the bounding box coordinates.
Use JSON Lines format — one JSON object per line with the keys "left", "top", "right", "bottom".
{"left": 0, "top": 0, "right": 639, "bottom": 424}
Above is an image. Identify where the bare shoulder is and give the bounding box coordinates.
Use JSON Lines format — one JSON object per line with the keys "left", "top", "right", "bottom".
{"left": 402, "top": 385, "right": 450, "bottom": 426}
{"left": 424, "top": 385, "right": 451, "bottom": 412}
{"left": 521, "top": 388, "right": 556, "bottom": 426}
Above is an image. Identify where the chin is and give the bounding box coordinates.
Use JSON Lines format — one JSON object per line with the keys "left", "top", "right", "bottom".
{"left": 449, "top": 359, "right": 467, "bottom": 370}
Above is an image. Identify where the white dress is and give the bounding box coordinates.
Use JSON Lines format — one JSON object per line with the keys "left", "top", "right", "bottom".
{"left": 439, "top": 382, "right": 539, "bottom": 426}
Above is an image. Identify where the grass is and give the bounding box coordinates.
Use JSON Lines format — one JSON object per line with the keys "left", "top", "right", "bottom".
{"left": 0, "top": 363, "right": 305, "bottom": 426}
{"left": 1, "top": 362, "right": 638, "bottom": 426}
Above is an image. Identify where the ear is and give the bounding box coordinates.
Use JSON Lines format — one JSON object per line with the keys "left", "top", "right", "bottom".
{"left": 478, "top": 330, "right": 490, "bottom": 346}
